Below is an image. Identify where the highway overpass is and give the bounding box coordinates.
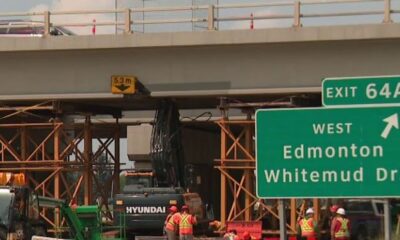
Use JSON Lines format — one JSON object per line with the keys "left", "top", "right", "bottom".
{"left": 1, "top": 23, "right": 400, "bottom": 111}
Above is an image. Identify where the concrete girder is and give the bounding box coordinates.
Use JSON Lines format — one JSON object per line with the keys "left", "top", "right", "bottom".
{"left": 0, "top": 24, "right": 400, "bottom": 109}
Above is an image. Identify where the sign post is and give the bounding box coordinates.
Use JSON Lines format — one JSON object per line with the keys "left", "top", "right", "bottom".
{"left": 278, "top": 199, "right": 287, "bottom": 240}
{"left": 384, "top": 199, "right": 392, "bottom": 240}
{"left": 256, "top": 106, "right": 400, "bottom": 198}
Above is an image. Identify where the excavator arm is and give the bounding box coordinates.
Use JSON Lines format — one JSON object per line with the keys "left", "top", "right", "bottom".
{"left": 150, "top": 100, "right": 185, "bottom": 188}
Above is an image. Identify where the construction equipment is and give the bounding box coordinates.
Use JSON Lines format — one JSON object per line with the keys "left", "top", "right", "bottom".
{"left": 0, "top": 172, "right": 125, "bottom": 240}
{"left": 114, "top": 100, "right": 208, "bottom": 236}
{"left": 36, "top": 197, "right": 125, "bottom": 240}
{"left": 114, "top": 173, "right": 205, "bottom": 235}
{"left": 0, "top": 172, "right": 47, "bottom": 240}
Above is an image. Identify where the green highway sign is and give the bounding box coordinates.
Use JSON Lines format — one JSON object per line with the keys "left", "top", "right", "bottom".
{"left": 256, "top": 106, "right": 400, "bottom": 198}
{"left": 322, "top": 76, "right": 400, "bottom": 107}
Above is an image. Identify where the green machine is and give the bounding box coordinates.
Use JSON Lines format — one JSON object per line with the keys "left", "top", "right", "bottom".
{"left": 36, "top": 197, "right": 126, "bottom": 240}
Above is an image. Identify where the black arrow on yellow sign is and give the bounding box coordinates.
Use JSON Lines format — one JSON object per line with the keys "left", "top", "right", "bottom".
{"left": 115, "top": 84, "right": 130, "bottom": 92}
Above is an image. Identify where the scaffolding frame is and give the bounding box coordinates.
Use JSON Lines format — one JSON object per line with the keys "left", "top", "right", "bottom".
{"left": 216, "top": 101, "right": 321, "bottom": 235}
{"left": 0, "top": 103, "right": 120, "bottom": 231}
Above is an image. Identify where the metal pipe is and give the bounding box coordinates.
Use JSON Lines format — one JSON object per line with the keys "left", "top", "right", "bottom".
{"left": 294, "top": 1, "right": 302, "bottom": 27}
{"left": 278, "top": 200, "right": 287, "bottom": 240}
{"left": 313, "top": 199, "right": 319, "bottom": 222}
{"left": 115, "top": 0, "right": 118, "bottom": 34}
{"left": 215, "top": 120, "right": 255, "bottom": 124}
{"left": 20, "top": 127, "right": 27, "bottom": 185}
{"left": 304, "top": 10, "right": 383, "bottom": 18}
{"left": 244, "top": 121, "right": 252, "bottom": 221}
{"left": 124, "top": 8, "right": 132, "bottom": 34}
{"left": 303, "top": 0, "right": 381, "bottom": 4}
{"left": 208, "top": 5, "right": 215, "bottom": 30}
{"left": 216, "top": 2, "right": 293, "bottom": 9}
{"left": 384, "top": 199, "right": 392, "bottom": 240}
{"left": 0, "top": 24, "right": 44, "bottom": 29}
{"left": 54, "top": 21, "right": 124, "bottom": 27}
{"left": 0, "top": 93, "right": 123, "bottom": 101}
{"left": 214, "top": 159, "right": 256, "bottom": 162}
{"left": 0, "top": 167, "right": 62, "bottom": 171}
{"left": 134, "top": 18, "right": 206, "bottom": 24}
{"left": 0, "top": 12, "right": 43, "bottom": 17}
{"left": 0, "top": 160, "right": 64, "bottom": 164}
{"left": 51, "top": 9, "right": 122, "bottom": 15}
{"left": 220, "top": 117, "right": 227, "bottom": 228}
{"left": 0, "top": 123, "right": 61, "bottom": 128}
{"left": 215, "top": 166, "right": 255, "bottom": 169}
{"left": 290, "top": 199, "right": 296, "bottom": 231}
{"left": 217, "top": 14, "right": 292, "bottom": 22}
{"left": 44, "top": 11, "right": 50, "bottom": 36}
{"left": 132, "top": 5, "right": 208, "bottom": 12}
{"left": 83, "top": 116, "right": 92, "bottom": 205}
{"left": 114, "top": 119, "right": 120, "bottom": 195}
{"left": 0, "top": 106, "right": 54, "bottom": 111}
{"left": 54, "top": 120, "right": 60, "bottom": 229}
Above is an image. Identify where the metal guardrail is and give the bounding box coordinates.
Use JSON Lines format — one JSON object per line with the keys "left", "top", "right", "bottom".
{"left": 0, "top": 0, "right": 397, "bottom": 35}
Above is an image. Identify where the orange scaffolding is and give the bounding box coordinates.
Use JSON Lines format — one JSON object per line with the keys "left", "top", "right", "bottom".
{"left": 216, "top": 101, "right": 322, "bottom": 235}
{"left": 0, "top": 103, "right": 120, "bottom": 230}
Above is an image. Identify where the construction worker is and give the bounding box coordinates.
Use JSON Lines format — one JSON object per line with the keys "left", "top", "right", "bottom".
{"left": 330, "top": 205, "right": 339, "bottom": 216}
{"left": 242, "top": 231, "right": 252, "bottom": 240}
{"left": 327, "top": 205, "right": 339, "bottom": 239}
{"left": 208, "top": 219, "right": 221, "bottom": 231}
{"left": 331, "top": 208, "right": 350, "bottom": 240}
{"left": 71, "top": 197, "right": 78, "bottom": 211}
{"left": 175, "top": 205, "right": 197, "bottom": 240}
{"left": 223, "top": 229, "right": 239, "bottom": 240}
{"left": 297, "top": 208, "right": 318, "bottom": 240}
{"left": 165, "top": 205, "right": 179, "bottom": 240}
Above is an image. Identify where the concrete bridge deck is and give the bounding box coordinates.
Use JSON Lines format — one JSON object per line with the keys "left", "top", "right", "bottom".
{"left": 1, "top": 23, "right": 400, "bottom": 110}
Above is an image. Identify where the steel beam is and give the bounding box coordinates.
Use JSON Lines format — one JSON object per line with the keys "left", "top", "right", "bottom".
{"left": 83, "top": 116, "right": 93, "bottom": 205}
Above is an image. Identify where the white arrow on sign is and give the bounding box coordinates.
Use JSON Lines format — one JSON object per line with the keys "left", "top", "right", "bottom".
{"left": 381, "top": 113, "right": 399, "bottom": 139}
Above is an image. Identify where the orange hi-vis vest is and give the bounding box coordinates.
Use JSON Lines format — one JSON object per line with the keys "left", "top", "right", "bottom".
{"left": 334, "top": 218, "right": 350, "bottom": 238}
{"left": 299, "top": 218, "right": 316, "bottom": 237}
{"left": 178, "top": 212, "right": 196, "bottom": 235}
{"left": 165, "top": 213, "right": 176, "bottom": 231}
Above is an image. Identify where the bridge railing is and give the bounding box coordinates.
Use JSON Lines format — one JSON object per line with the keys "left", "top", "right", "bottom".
{"left": 0, "top": 0, "right": 397, "bottom": 35}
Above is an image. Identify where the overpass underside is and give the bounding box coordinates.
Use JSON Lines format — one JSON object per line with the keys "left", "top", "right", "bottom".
{"left": 1, "top": 23, "right": 400, "bottom": 232}
{"left": 3, "top": 23, "right": 400, "bottom": 111}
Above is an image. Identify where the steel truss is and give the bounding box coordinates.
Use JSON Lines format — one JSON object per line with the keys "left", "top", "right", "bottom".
{"left": 0, "top": 103, "right": 120, "bottom": 232}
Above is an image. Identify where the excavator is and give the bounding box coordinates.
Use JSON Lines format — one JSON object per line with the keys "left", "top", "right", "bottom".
{"left": 113, "top": 100, "right": 207, "bottom": 236}
{"left": 0, "top": 172, "right": 125, "bottom": 240}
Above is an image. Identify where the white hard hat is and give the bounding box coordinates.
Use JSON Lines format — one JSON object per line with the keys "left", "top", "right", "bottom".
{"left": 306, "top": 208, "right": 314, "bottom": 215}
{"left": 336, "top": 208, "right": 346, "bottom": 215}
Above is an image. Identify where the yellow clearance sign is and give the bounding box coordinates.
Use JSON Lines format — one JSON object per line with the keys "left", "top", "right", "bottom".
{"left": 111, "top": 75, "right": 136, "bottom": 94}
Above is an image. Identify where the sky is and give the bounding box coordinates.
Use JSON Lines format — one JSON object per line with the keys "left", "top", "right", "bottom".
{"left": 0, "top": 0, "right": 398, "bottom": 35}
